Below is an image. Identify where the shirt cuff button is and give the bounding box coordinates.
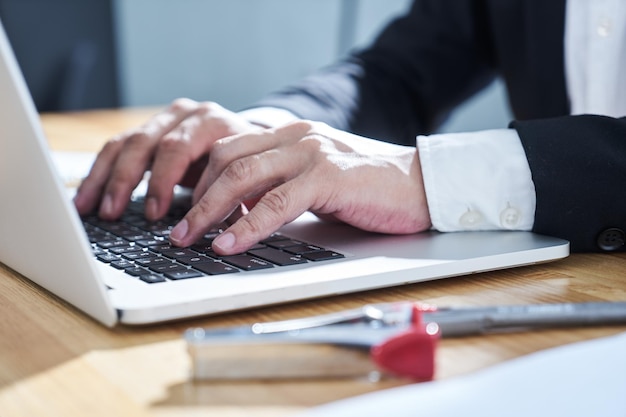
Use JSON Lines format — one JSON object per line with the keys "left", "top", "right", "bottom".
{"left": 500, "top": 206, "right": 522, "bottom": 229}
{"left": 459, "top": 210, "right": 483, "bottom": 228}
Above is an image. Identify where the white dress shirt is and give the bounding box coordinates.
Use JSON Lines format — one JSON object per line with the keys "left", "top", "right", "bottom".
{"left": 240, "top": 0, "right": 626, "bottom": 232}
{"left": 566, "top": 0, "right": 626, "bottom": 118}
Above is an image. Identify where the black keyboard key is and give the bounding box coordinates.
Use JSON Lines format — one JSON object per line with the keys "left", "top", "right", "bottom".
{"left": 260, "top": 234, "right": 290, "bottom": 243}
{"left": 302, "top": 250, "right": 344, "bottom": 262}
{"left": 177, "top": 255, "right": 213, "bottom": 266}
{"left": 284, "top": 244, "right": 325, "bottom": 255}
{"left": 148, "top": 244, "right": 176, "bottom": 253}
{"left": 87, "top": 232, "right": 108, "bottom": 243}
{"left": 96, "top": 222, "right": 129, "bottom": 234}
{"left": 110, "top": 259, "right": 135, "bottom": 270}
{"left": 140, "top": 223, "right": 173, "bottom": 237}
{"left": 135, "top": 238, "right": 167, "bottom": 247}
{"left": 204, "top": 229, "right": 223, "bottom": 239}
{"left": 248, "top": 247, "right": 307, "bottom": 266}
{"left": 91, "top": 247, "right": 106, "bottom": 256}
{"left": 160, "top": 248, "right": 199, "bottom": 259}
{"left": 97, "top": 238, "right": 129, "bottom": 249}
{"left": 139, "top": 274, "right": 166, "bottom": 284}
{"left": 248, "top": 243, "right": 267, "bottom": 250}
{"left": 165, "top": 269, "right": 204, "bottom": 280}
{"left": 124, "top": 266, "right": 148, "bottom": 276}
{"left": 96, "top": 253, "right": 120, "bottom": 263}
{"left": 122, "top": 232, "right": 154, "bottom": 242}
{"left": 122, "top": 251, "right": 154, "bottom": 261}
{"left": 266, "top": 239, "right": 305, "bottom": 249}
{"left": 148, "top": 262, "right": 183, "bottom": 274}
{"left": 190, "top": 239, "right": 215, "bottom": 253}
{"left": 135, "top": 256, "right": 169, "bottom": 267}
{"left": 192, "top": 261, "right": 239, "bottom": 275}
{"left": 109, "top": 245, "right": 142, "bottom": 255}
{"left": 222, "top": 254, "right": 274, "bottom": 271}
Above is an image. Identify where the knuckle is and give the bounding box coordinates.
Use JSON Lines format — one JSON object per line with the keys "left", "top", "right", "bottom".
{"left": 278, "top": 120, "right": 317, "bottom": 139}
{"left": 157, "top": 133, "right": 190, "bottom": 153}
{"left": 288, "top": 119, "right": 327, "bottom": 135}
{"left": 101, "top": 135, "right": 124, "bottom": 154}
{"left": 191, "top": 197, "right": 212, "bottom": 219}
{"left": 210, "top": 137, "right": 240, "bottom": 165}
{"left": 196, "top": 101, "right": 221, "bottom": 116}
{"left": 285, "top": 119, "right": 315, "bottom": 131}
{"left": 235, "top": 213, "right": 266, "bottom": 237}
{"left": 222, "top": 156, "right": 258, "bottom": 184}
{"left": 274, "top": 120, "right": 330, "bottom": 152}
{"left": 299, "top": 133, "right": 325, "bottom": 150}
{"left": 210, "top": 139, "right": 228, "bottom": 160}
{"left": 258, "top": 188, "right": 292, "bottom": 216}
{"left": 107, "top": 173, "right": 136, "bottom": 195}
{"left": 282, "top": 120, "right": 328, "bottom": 145}
{"left": 169, "top": 98, "right": 197, "bottom": 112}
{"left": 110, "top": 163, "right": 140, "bottom": 183}
{"left": 124, "top": 129, "right": 152, "bottom": 149}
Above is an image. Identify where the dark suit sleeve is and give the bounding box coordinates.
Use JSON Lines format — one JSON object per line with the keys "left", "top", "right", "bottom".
{"left": 511, "top": 115, "right": 626, "bottom": 252}
{"left": 250, "top": 0, "right": 497, "bottom": 145}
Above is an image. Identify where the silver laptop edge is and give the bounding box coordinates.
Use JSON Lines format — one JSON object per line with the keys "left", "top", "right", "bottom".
{"left": 0, "top": 20, "right": 117, "bottom": 326}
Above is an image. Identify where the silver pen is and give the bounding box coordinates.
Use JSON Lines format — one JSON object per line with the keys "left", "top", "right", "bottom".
{"left": 243, "top": 300, "right": 626, "bottom": 337}
{"left": 419, "top": 301, "right": 626, "bottom": 336}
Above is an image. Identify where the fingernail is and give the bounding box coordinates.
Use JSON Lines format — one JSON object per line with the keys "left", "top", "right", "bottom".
{"left": 170, "top": 219, "right": 189, "bottom": 244}
{"left": 100, "top": 194, "right": 113, "bottom": 217}
{"left": 146, "top": 196, "right": 159, "bottom": 220}
{"left": 214, "top": 232, "right": 236, "bottom": 251}
{"left": 73, "top": 190, "right": 85, "bottom": 210}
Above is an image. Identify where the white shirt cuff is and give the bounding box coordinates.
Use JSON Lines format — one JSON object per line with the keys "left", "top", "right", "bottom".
{"left": 238, "top": 107, "right": 300, "bottom": 128}
{"left": 417, "top": 129, "right": 536, "bottom": 232}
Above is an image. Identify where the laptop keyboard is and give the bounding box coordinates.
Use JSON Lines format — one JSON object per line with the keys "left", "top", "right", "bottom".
{"left": 82, "top": 200, "right": 344, "bottom": 284}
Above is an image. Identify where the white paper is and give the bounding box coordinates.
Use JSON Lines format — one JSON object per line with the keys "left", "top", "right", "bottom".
{"left": 298, "top": 331, "right": 626, "bottom": 417}
{"left": 51, "top": 150, "right": 96, "bottom": 186}
{"left": 51, "top": 151, "right": 150, "bottom": 198}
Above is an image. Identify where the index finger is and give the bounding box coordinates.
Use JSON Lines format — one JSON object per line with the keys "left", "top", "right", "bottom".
{"left": 213, "top": 180, "right": 312, "bottom": 254}
{"left": 169, "top": 149, "right": 311, "bottom": 251}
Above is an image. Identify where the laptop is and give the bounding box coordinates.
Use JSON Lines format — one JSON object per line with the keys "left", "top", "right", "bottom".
{"left": 0, "top": 20, "right": 569, "bottom": 327}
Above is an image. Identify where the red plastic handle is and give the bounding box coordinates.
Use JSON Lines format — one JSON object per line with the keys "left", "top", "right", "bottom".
{"left": 370, "top": 304, "right": 440, "bottom": 381}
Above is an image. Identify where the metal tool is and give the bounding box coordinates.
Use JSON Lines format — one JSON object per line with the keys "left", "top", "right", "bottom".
{"left": 185, "top": 301, "right": 626, "bottom": 381}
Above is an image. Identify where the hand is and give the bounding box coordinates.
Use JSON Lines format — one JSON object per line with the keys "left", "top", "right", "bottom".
{"left": 169, "top": 120, "right": 432, "bottom": 255}
{"left": 73, "top": 98, "right": 261, "bottom": 220}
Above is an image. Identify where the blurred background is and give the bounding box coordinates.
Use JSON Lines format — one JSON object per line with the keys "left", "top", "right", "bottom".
{"left": 0, "top": 0, "right": 512, "bottom": 133}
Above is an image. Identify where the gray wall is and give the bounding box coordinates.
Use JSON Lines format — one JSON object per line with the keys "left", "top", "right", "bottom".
{"left": 113, "top": 0, "right": 511, "bottom": 133}
{"left": 0, "top": 0, "right": 119, "bottom": 111}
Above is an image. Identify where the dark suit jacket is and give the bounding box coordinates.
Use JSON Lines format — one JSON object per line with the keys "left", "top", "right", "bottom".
{"left": 253, "top": 0, "right": 626, "bottom": 252}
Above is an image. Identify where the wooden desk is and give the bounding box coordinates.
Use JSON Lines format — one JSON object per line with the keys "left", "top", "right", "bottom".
{"left": 1, "top": 109, "right": 625, "bottom": 417}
